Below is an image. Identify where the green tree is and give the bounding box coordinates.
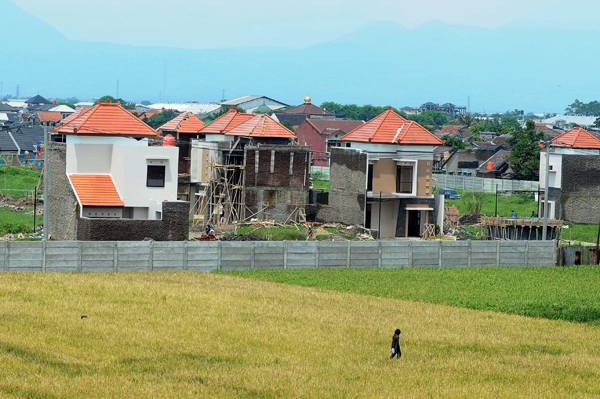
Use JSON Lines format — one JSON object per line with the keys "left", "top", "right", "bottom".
{"left": 97, "top": 95, "right": 136, "bottom": 110}
{"left": 565, "top": 99, "right": 600, "bottom": 116}
{"left": 458, "top": 113, "right": 476, "bottom": 127}
{"left": 506, "top": 119, "right": 543, "bottom": 180}
{"left": 501, "top": 114, "right": 519, "bottom": 127}
{"left": 141, "top": 100, "right": 151, "bottom": 105}
{"left": 144, "top": 110, "right": 179, "bottom": 129}
{"left": 595, "top": 117, "right": 600, "bottom": 128}
{"left": 58, "top": 101, "right": 75, "bottom": 109}
{"left": 407, "top": 111, "right": 448, "bottom": 131}
{"left": 281, "top": 120, "right": 295, "bottom": 132}
{"left": 441, "top": 134, "right": 467, "bottom": 150}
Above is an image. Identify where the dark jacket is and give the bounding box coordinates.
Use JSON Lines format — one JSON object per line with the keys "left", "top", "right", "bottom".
{"left": 391, "top": 333, "right": 401, "bottom": 356}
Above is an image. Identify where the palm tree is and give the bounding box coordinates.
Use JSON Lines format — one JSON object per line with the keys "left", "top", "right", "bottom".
{"left": 458, "top": 112, "right": 475, "bottom": 128}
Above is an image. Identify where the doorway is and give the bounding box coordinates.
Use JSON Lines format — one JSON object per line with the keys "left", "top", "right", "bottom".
{"left": 407, "top": 210, "right": 421, "bottom": 237}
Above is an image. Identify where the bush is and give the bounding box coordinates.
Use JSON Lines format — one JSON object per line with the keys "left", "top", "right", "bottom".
{"left": 463, "top": 193, "right": 484, "bottom": 215}
{"left": 0, "top": 222, "right": 31, "bottom": 234}
{"left": 311, "top": 171, "right": 328, "bottom": 181}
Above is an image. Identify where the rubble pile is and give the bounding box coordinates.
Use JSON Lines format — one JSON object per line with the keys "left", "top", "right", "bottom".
{"left": 220, "top": 233, "right": 266, "bottom": 242}
{"left": 459, "top": 214, "right": 480, "bottom": 225}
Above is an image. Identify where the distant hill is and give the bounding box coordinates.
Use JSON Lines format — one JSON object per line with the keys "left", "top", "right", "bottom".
{"left": 2, "top": 2, "right": 599, "bottom": 113}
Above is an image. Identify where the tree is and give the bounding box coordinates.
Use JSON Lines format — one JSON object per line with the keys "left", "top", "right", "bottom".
{"left": 141, "top": 100, "right": 151, "bottom": 106}
{"left": 501, "top": 114, "right": 519, "bottom": 127}
{"left": 58, "top": 101, "right": 75, "bottom": 109}
{"left": 143, "top": 110, "right": 179, "bottom": 129}
{"left": 595, "top": 117, "right": 600, "bottom": 128}
{"left": 458, "top": 112, "right": 475, "bottom": 127}
{"left": 565, "top": 99, "right": 600, "bottom": 116}
{"left": 441, "top": 134, "right": 467, "bottom": 150}
{"left": 96, "top": 95, "right": 136, "bottom": 110}
{"left": 281, "top": 120, "right": 295, "bottom": 132}
{"left": 407, "top": 111, "right": 449, "bottom": 131}
{"left": 506, "top": 119, "right": 543, "bottom": 180}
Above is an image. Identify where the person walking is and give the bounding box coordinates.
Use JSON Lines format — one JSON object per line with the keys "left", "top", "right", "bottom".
{"left": 388, "top": 328, "right": 401, "bottom": 360}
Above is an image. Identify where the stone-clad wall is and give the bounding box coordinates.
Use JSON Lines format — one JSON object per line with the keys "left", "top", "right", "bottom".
{"left": 316, "top": 148, "right": 367, "bottom": 225}
{"left": 47, "top": 142, "right": 80, "bottom": 240}
{"left": 560, "top": 155, "right": 600, "bottom": 224}
{"left": 77, "top": 201, "right": 189, "bottom": 241}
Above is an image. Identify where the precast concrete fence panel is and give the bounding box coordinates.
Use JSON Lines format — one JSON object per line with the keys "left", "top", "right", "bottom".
{"left": 0, "top": 240, "right": 556, "bottom": 272}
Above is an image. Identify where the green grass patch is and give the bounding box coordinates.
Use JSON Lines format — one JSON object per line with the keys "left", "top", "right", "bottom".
{"left": 231, "top": 225, "right": 307, "bottom": 241}
{"left": 444, "top": 189, "right": 538, "bottom": 218}
{"left": 562, "top": 224, "right": 599, "bottom": 244}
{"left": 0, "top": 207, "right": 38, "bottom": 234}
{"left": 312, "top": 179, "right": 329, "bottom": 192}
{"left": 226, "top": 266, "right": 600, "bottom": 324}
{"left": 0, "top": 165, "right": 41, "bottom": 198}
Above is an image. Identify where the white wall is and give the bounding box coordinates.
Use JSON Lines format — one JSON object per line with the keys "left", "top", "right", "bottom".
{"left": 350, "top": 142, "right": 435, "bottom": 154}
{"left": 66, "top": 135, "right": 148, "bottom": 146}
{"left": 111, "top": 145, "right": 178, "bottom": 218}
{"left": 190, "top": 140, "right": 220, "bottom": 183}
{"left": 539, "top": 152, "right": 563, "bottom": 189}
{"left": 66, "top": 142, "right": 178, "bottom": 220}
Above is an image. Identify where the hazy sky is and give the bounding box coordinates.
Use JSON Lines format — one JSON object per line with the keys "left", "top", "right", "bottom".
{"left": 11, "top": 0, "right": 593, "bottom": 49}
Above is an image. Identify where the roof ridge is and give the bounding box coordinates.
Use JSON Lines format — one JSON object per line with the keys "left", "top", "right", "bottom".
{"left": 110, "top": 102, "right": 158, "bottom": 135}
{"left": 393, "top": 121, "right": 411, "bottom": 143}
{"left": 70, "top": 104, "right": 102, "bottom": 133}
{"left": 55, "top": 107, "right": 92, "bottom": 132}
{"left": 266, "top": 113, "right": 296, "bottom": 136}
{"left": 368, "top": 110, "right": 391, "bottom": 142}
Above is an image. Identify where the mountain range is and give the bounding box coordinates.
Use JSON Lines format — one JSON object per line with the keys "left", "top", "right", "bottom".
{"left": 1, "top": 0, "right": 599, "bottom": 113}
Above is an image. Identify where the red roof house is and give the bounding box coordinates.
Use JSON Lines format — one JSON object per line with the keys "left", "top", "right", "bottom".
{"left": 341, "top": 107, "right": 444, "bottom": 145}
{"left": 552, "top": 127, "right": 600, "bottom": 149}
{"left": 295, "top": 119, "right": 364, "bottom": 166}
{"left": 55, "top": 100, "right": 159, "bottom": 137}
{"left": 224, "top": 114, "right": 296, "bottom": 141}
{"left": 199, "top": 107, "right": 254, "bottom": 135}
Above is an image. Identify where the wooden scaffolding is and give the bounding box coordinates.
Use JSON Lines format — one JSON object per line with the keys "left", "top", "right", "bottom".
{"left": 194, "top": 162, "right": 246, "bottom": 225}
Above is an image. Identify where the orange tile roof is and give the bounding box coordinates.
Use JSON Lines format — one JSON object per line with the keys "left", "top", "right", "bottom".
{"left": 37, "top": 111, "right": 62, "bottom": 123}
{"left": 58, "top": 107, "right": 89, "bottom": 125}
{"left": 199, "top": 108, "right": 254, "bottom": 134}
{"left": 68, "top": 174, "right": 124, "bottom": 206}
{"left": 224, "top": 114, "right": 296, "bottom": 138}
{"left": 54, "top": 100, "right": 159, "bottom": 137}
{"left": 158, "top": 112, "right": 187, "bottom": 131}
{"left": 341, "top": 108, "right": 444, "bottom": 145}
{"left": 552, "top": 127, "right": 600, "bottom": 149}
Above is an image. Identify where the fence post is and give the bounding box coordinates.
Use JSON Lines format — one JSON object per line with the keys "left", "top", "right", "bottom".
{"left": 217, "top": 241, "right": 222, "bottom": 271}
{"left": 149, "top": 241, "right": 154, "bottom": 271}
{"left": 347, "top": 241, "right": 351, "bottom": 268}
{"left": 408, "top": 241, "right": 413, "bottom": 268}
{"left": 467, "top": 240, "right": 472, "bottom": 268}
{"left": 496, "top": 241, "right": 500, "bottom": 267}
{"left": 250, "top": 241, "right": 255, "bottom": 270}
{"left": 42, "top": 240, "right": 46, "bottom": 273}
{"left": 77, "top": 241, "right": 82, "bottom": 272}
{"left": 3, "top": 242, "right": 8, "bottom": 271}
{"left": 438, "top": 240, "right": 442, "bottom": 268}
{"left": 525, "top": 241, "right": 529, "bottom": 266}
{"left": 183, "top": 241, "right": 188, "bottom": 271}
{"left": 315, "top": 242, "right": 319, "bottom": 269}
{"left": 454, "top": 174, "right": 457, "bottom": 188}
{"left": 283, "top": 241, "right": 288, "bottom": 270}
{"left": 378, "top": 241, "right": 382, "bottom": 268}
{"left": 113, "top": 242, "right": 117, "bottom": 272}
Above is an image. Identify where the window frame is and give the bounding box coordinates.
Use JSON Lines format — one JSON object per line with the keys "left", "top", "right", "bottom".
{"left": 146, "top": 165, "right": 166, "bottom": 188}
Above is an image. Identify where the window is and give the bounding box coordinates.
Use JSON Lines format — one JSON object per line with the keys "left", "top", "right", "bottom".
{"left": 147, "top": 165, "right": 165, "bottom": 187}
{"left": 396, "top": 164, "right": 413, "bottom": 194}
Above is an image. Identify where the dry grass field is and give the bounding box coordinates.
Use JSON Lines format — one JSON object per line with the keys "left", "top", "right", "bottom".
{"left": 1, "top": 272, "right": 599, "bottom": 398}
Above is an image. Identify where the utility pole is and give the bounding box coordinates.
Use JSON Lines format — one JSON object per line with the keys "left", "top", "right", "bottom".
{"left": 495, "top": 184, "right": 498, "bottom": 216}
{"left": 542, "top": 140, "right": 551, "bottom": 241}
{"left": 43, "top": 126, "right": 48, "bottom": 241}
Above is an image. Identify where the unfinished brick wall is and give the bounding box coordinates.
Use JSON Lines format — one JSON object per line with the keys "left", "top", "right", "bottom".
{"left": 243, "top": 145, "right": 310, "bottom": 222}
{"left": 559, "top": 155, "right": 600, "bottom": 224}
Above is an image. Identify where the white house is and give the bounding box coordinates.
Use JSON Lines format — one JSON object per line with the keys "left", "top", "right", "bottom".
{"left": 55, "top": 100, "right": 178, "bottom": 221}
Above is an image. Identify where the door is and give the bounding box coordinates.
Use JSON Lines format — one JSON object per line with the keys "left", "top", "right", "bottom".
{"left": 407, "top": 210, "right": 421, "bottom": 237}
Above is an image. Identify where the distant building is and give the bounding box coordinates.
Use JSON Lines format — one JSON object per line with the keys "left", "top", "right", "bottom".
{"left": 420, "top": 102, "right": 466, "bottom": 116}
{"left": 274, "top": 96, "right": 334, "bottom": 128}
{"left": 294, "top": 118, "right": 364, "bottom": 166}
{"left": 220, "top": 96, "right": 287, "bottom": 113}
{"left": 149, "top": 102, "right": 221, "bottom": 115}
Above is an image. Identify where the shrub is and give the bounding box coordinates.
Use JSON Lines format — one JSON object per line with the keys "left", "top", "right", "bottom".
{"left": 311, "top": 171, "right": 328, "bottom": 181}
{"left": 463, "top": 193, "right": 484, "bottom": 215}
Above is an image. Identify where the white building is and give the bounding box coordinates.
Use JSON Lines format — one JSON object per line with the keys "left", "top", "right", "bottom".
{"left": 55, "top": 101, "right": 178, "bottom": 220}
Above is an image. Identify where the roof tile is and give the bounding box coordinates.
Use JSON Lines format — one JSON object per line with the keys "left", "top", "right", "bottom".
{"left": 224, "top": 114, "right": 296, "bottom": 138}
{"left": 552, "top": 127, "right": 600, "bottom": 149}
{"left": 68, "top": 174, "right": 124, "bottom": 206}
{"left": 199, "top": 108, "right": 254, "bottom": 134}
{"left": 341, "top": 108, "right": 443, "bottom": 145}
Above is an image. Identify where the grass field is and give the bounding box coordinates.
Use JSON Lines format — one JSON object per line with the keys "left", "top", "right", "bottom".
{"left": 444, "top": 189, "right": 538, "bottom": 218}
{"left": 0, "top": 207, "right": 39, "bottom": 234}
{"left": 1, "top": 272, "right": 599, "bottom": 398}
{"left": 0, "top": 165, "right": 41, "bottom": 198}
{"left": 312, "top": 179, "right": 329, "bottom": 192}
{"left": 227, "top": 267, "right": 600, "bottom": 325}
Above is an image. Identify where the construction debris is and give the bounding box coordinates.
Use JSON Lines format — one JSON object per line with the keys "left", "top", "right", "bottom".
{"left": 219, "top": 233, "right": 266, "bottom": 241}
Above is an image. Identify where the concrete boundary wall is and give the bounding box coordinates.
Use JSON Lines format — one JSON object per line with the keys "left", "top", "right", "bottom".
{"left": 434, "top": 174, "right": 539, "bottom": 194}
{"left": 0, "top": 240, "right": 556, "bottom": 272}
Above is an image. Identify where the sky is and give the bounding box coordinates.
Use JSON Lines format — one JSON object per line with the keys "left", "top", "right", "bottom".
{"left": 10, "top": 0, "right": 591, "bottom": 49}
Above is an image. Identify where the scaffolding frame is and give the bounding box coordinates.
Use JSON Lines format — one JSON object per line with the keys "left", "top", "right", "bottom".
{"left": 194, "top": 162, "right": 246, "bottom": 225}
